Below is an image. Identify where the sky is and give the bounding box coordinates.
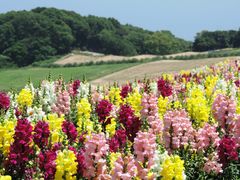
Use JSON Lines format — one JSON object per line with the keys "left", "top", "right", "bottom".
{"left": 0, "top": 0, "right": 239, "bottom": 40}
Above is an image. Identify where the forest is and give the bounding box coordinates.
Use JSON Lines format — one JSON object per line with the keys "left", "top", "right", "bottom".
{"left": 0, "top": 7, "right": 239, "bottom": 67}
{"left": 0, "top": 7, "right": 191, "bottom": 67}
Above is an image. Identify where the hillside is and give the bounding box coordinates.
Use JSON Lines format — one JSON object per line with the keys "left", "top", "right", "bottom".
{"left": 0, "top": 7, "right": 191, "bottom": 67}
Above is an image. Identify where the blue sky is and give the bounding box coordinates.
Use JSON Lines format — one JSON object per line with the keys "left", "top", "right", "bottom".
{"left": 0, "top": 0, "right": 239, "bottom": 40}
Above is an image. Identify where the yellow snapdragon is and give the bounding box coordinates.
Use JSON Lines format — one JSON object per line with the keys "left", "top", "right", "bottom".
{"left": 162, "top": 73, "right": 174, "bottom": 82}
{"left": 0, "top": 120, "right": 15, "bottom": 156}
{"left": 108, "top": 87, "right": 122, "bottom": 107}
{"left": 55, "top": 149, "right": 78, "bottom": 180}
{"left": 106, "top": 118, "right": 116, "bottom": 137}
{"left": 45, "top": 114, "right": 65, "bottom": 144}
{"left": 125, "top": 89, "right": 142, "bottom": 117}
{"left": 17, "top": 88, "right": 33, "bottom": 108}
{"left": 186, "top": 87, "right": 210, "bottom": 127}
{"left": 77, "top": 98, "right": 93, "bottom": 133}
{"left": 109, "top": 152, "right": 121, "bottom": 171}
{"left": 0, "top": 175, "right": 12, "bottom": 180}
{"left": 205, "top": 75, "right": 218, "bottom": 99}
{"left": 158, "top": 96, "right": 169, "bottom": 119}
{"left": 160, "top": 155, "right": 185, "bottom": 180}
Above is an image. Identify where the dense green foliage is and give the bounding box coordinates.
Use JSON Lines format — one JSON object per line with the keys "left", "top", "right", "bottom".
{"left": 193, "top": 30, "right": 240, "bottom": 51}
{"left": 0, "top": 7, "right": 191, "bottom": 67}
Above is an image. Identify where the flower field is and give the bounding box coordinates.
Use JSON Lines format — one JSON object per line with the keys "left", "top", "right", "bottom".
{"left": 1, "top": 60, "right": 240, "bottom": 179}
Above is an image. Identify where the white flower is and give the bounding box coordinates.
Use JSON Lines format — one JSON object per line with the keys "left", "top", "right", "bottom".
{"left": 152, "top": 150, "right": 169, "bottom": 176}
{"left": 25, "top": 83, "right": 35, "bottom": 96}
{"left": 214, "top": 79, "right": 227, "bottom": 92}
{"left": 149, "top": 82, "right": 158, "bottom": 95}
{"left": 39, "top": 80, "right": 56, "bottom": 108}
{"left": 27, "top": 106, "right": 45, "bottom": 122}
{"left": 77, "top": 82, "right": 90, "bottom": 99}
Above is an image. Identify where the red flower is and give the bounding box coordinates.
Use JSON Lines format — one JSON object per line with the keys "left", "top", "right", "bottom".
{"left": 109, "top": 129, "right": 127, "bottom": 152}
{"left": 96, "top": 99, "right": 113, "bottom": 123}
{"left": 33, "top": 121, "right": 50, "bottom": 149}
{"left": 73, "top": 80, "right": 81, "bottom": 96}
{"left": 39, "top": 150, "right": 57, "bottom": 180}
{"left": 218, "top": 136, "right": 238, "bottom": 167}
{"left": 62, "top": 120, "right": 78, "bottom": 143}
{"left": 0, "top": 92, "right": 10, "bottom": 111}
{"left": 119, "top": 105, "right": 141, "bottom": 142}
{"left": 157, "top": 78, "right": 173, "bottom": 97}
{"left": 77, "top": 149, "right": 86, "bottom": 176}
{"left": 234, "top": 79, "right": 240, "bottom": 87}
{"left": 5, "top": 119, "right": 33, "bottom": 179}
{"left": 120, "top": 84, "right": 132, "bottom": 99}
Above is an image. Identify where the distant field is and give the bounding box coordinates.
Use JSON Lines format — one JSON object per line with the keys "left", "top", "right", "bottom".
{"left": 53, "top": 50, "right": 207, "bottom": 66}
{"left": 54, "top": 51, "right": 157, "bottom": 65}
{"left": 91, "top": 57, "right": 239, "bottom": 85}
{"left": 53, "top": 48, "right": 240, "bottom": 66}
{"left": 0, "top": 62, "right": 141, "bottom": 90}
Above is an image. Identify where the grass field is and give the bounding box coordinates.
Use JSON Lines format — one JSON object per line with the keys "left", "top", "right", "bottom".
{"left": 0, "top": 62, "right": 141, "bottom": 90}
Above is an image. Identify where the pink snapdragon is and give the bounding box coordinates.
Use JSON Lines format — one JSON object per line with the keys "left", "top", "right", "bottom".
{"left": 112, "top": 155, "right": 137, "bottom": 179}
{"left": 134, "top": 131, "right": 156, "bottom": 179}
{"left": 52, "top": 90, "right": 70, "bottom": 115}
{"left": 232, "top": 115, "right": 240, "bottom": 147}
{"left": 83, "top": 133, "right": 109, "bottom": 179}
{"left": 141, "top": 93, "right": 163, "bottom": 136}
{"left": 203, "top": 153, "right": 223, "bottom": 175}
{"left": 163, "top": 110, "right": 195, "bottom": 152}
{"left": 196, "top": 123, "right": 220, "bottom": 151}
{"left": 212, "top": 94, "right": 236, "bottom": 132}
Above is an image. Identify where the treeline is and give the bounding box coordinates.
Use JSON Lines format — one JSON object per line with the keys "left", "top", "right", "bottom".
{"left": 193, "top": 30, "right": 240, "bottom": 51}
{"left": 0, "top": 7, "right": 191, "bottom": 67}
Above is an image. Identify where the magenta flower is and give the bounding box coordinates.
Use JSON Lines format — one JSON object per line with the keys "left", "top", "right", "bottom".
{"left": 5, "top": 119, "right": 33, "bottom": 179}
{"left": 39, "top": 150, "right": 57, "bottom": 180}
{"left": 157, "top": 78, "right": 173, "bottom": 97}
{"left": 62, "top": 120, "right": 78, "bottom": 143}
{"left": 76, "top": 149, "right": 86, "bottom": 177}
{"left": 33, "top": 120, "right": 50, "bottom": 149}
{"left": 109, "top": 129, "right": 127, "bottom": 152}
{"left": 120, "top": 84, "right": 132, "bottom": 98}
{"left": 218, "top": 136, "right": 238, "bottom": 167}
{"left": 73, "top": 80, "right": 81, "bottom": 96}
{"left": 119, "top": 104, "right": 141, "bottom": 142}
{"left": 68, "top": 79, "right": 81, "bottom": 97}
{"left": 96, "top": 99, "right": 113, "bottom": 124}
{"left": 0, "top": 92, "right": 10, "bottom": 111}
